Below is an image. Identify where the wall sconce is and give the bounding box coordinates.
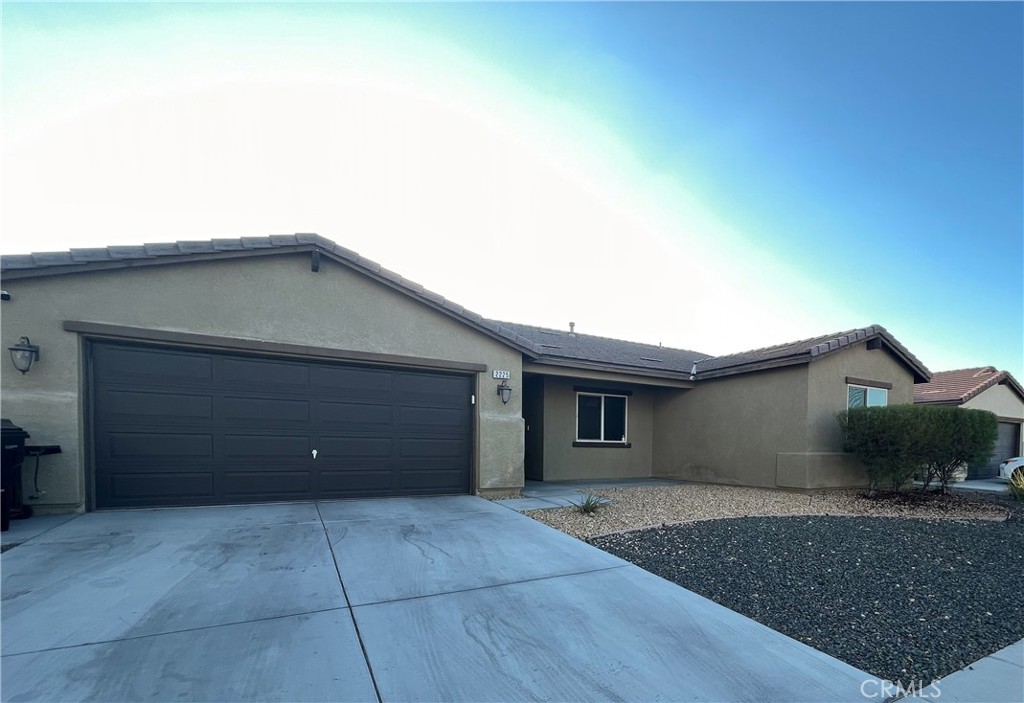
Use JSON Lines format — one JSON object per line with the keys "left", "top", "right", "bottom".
{"left": 9, "top": 337, "right": 40, "bottom": 374}
{"left": 496, "top": 379, "right": 512, "bottom": 405}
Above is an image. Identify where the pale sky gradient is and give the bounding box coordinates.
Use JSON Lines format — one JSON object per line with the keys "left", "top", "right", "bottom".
{"left": 2, "top": 2, "right": 1021, "bottom": 377}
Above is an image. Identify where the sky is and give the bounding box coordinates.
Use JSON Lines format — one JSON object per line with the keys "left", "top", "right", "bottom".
{"left": 2, "top": 1, "right": 1022, "bottom": 378}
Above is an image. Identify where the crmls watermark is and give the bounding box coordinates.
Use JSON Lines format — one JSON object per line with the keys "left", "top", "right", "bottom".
{"left": 861, "top": 679, "right": 942, "bottom": 699}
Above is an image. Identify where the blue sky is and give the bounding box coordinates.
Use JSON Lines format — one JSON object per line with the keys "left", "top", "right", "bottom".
{"left": 2, "top": 1, "right": 1022, "bottom": 377}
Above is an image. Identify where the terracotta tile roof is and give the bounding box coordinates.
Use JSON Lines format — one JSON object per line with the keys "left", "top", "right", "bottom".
{"left": 914, "top": 367, "right": 1024, "bottom": 405}
{"left": 692, "top": 325, "right": 931, "bottom": 383}
{"left": 491, "top": 320, "right": 708, "bottom": 377}
{"left": 0, "top": 234, "right": 544, "bottom": 357}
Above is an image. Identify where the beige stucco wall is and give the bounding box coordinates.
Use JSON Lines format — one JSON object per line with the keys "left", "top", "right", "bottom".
{"left": 652, "top": 343, "right": 917, "bottom": 490}
{"left": 791, "top": 342, "right": 917, "bottom": 488}
{"left": 540, "top": 376, "right": 654, "bottom": 481}
{"left": 963, "top": 383, "right": 1024, "bottom": 420}
{"left": 652, "top": 365, "right": 809, "bottom": 488}
{"left": 1, "top": 253, "right": 525, "bottom": 511}
{"left": 964, "top": 384, "right": 1024, "bottom": 456}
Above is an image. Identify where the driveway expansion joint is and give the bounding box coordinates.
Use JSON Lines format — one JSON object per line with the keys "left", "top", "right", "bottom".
{"left": 350, "top": 563, "right": 630, "bottom": 609}
{"left": 0, "top": 605, "right": 352, "bottom": 659}
{"left": 315, "top": 503, "right": 383, "bottom": 703}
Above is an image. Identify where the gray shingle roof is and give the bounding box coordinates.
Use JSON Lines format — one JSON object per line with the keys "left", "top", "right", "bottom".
{"left": 693, "top": 325, "right": 931, "bottom": 382}
{"left": 492, "top": 321, "right": 709, "bottom": 375}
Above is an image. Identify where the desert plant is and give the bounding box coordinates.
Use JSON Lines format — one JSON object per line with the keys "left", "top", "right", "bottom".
{"left": 569, "top": 492, "right": 610, "bottom": 515}
{"left": 1009, "top": 469, "right": 1024, "bottom": 502}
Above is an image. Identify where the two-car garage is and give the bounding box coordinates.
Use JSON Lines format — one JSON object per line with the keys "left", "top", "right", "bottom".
{"left": 91, "top": 341, "right": 474, "bottom": 508}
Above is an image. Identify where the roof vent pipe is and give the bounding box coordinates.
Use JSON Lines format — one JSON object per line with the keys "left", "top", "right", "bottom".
{"left": 569, "top": 322, "right": 575, "bottom": 335}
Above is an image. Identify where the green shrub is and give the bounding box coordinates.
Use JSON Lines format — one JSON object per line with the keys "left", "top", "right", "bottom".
{"left": 836, "top": 405, "right": 997, "bottom": 494}
{"left": 917, "top": 406, "right": 997, "bottom": 493}
{"left": 836, "top": 405, "right": 922, "bottom": 492}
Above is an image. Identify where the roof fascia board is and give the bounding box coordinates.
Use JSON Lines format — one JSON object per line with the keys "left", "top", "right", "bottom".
{"left": 697, "top": 355, "right": 810, "bottom": 380}
{"left": 63, "top": 321, "right": 488, "bottom": 373}
{"left": 524, "top": 359, "right": 695, "bottom": 387}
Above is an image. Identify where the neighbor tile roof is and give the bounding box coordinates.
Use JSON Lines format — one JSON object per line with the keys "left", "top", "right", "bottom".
{"left": 914, "top": 367, "right": 1024, "bottom": 405}
{"left": 491, "top": 320, "right": 709, "bottom": 376}
{"left": 691, "top": 325, "right": 931, "bottom": 383}
{"left": 0, "top": 234, "right": 544, "bottom": 357}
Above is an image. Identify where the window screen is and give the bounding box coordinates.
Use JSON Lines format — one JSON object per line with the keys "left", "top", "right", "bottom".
{"left": 577, "top": 394, "right": 602, "bottom": 440}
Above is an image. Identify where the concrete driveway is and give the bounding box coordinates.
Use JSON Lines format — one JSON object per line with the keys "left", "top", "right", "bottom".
{"left": 2, "top": 496, "right": 878, "bottom": 702}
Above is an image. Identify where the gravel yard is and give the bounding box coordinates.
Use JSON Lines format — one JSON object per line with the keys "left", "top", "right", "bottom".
{"left": 525, "top": 485, "right": 1022, "bottom": 684}
{"left": 525, "top": 484, "right": 1009, "bottom": 540}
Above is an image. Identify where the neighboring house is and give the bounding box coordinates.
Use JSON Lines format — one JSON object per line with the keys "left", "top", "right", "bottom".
{"left": 914, "top": 367, "right": 1024, "bottom": 478}
{"left": 1, "top": 234, "right": 930, "bottom": 513}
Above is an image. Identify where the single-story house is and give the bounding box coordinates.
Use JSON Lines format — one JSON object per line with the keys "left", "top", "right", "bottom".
{"left": 914, "top": 367, "right": 1024, "bottom": 478}
{"left": 1, "top": 234, "right": 932, "bottom": 513}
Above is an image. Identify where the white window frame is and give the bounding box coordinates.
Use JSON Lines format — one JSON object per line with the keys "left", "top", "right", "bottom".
{"left": 575, "top": 392, "right": 629, "bottom": 443}
{"left": 847, "top": 383, "right": 888, "bottom": 409}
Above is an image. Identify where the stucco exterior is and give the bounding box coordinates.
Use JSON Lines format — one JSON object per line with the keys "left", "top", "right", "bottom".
{"left": 1, "top": 253, "right": 525, "bottom": 511}
{"left": 963, "top": 383, "right": 1024, "bottom": 457}
{"left": 537, "top": 377, "right": 655, "bottom": 481}
{"left": 652, "top": 342, "right": 918, "bottom": 490}
{"left": 794, "top": 342, "right": 917, "bottom": 488}
{"left": 963, "top": 383, "right": 1024, "bottom": 420}
{"left": 652, "top": 365, "right": 809, "bottom": 488}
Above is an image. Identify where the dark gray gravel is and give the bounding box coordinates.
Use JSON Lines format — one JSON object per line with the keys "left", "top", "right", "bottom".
{"left": 590, "top": 509, "right": 1024, "bottom": 684}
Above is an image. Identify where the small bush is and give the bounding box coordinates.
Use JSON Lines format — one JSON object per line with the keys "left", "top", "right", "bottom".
{"left": 836, "top": 405, "right": 998, "bottom": 494}
{"left": 918, "top": 406, "right": 997, "bottom": 493}
{"left": 569, "top": 492, "right": 610, "bottom": 515}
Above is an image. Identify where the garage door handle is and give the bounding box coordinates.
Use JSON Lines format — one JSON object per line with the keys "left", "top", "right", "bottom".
{"left": 311, "top": 449, "right": 318, "bottom": 459}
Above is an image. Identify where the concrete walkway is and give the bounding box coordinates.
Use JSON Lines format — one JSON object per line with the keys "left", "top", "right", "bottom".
{"left": 498, "top": 477, "right": 685, "bottom": 511}
{"left": 1, "top": 495, "right": 877, "bottom": 701}
{"left": 949, "top": 478, "right": 1010, "bottom": 494}
{"left": 913, "top": 640, "right": 1024, "bottom": 702}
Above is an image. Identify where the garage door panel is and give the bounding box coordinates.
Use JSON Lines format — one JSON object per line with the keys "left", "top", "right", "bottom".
{"left": 396, "top": 373, "right": 467, "bottom": 403}
{"left": 92, "top": 341, "right": 472, "bottom": 507}
{"left": 398, "top": 406, "right": 467, "bottom": 429}
{"left": 222, "top": 435, "right": 309, "bottom": 458}
{"left": 400, "top": 469, "right": 468, "bottom": 492}
{"left": 222, "top": 472, "right": 311, "bottom": 497}
{"left": 106, "top": 433, "right": 213, "bottom": 459}
{"left": 109, "top": 473, "right": 214, "bottom": 501}
{"left": 318, "top": 437, "right": 393, "bottom": 458}
{"left": 318, "top": 469, "right": 394, "bottom": 495}
{"left": 220, "top": 396, "right": 311, "bottom": 424}
{"left": 317, "top": 401, "right": 393, "bottom": 426}
{"left": 96, "top": 389, "right": 213, "bottom": 424}
{"left": 314, "top": 366, "right": 392, "bottom": 394}
{"left": 96, "top": 346, "right": 213, "bottom": 386}
{"left": 219, "top": 357, "right": 310, "bottom": 391}
{"left": 400, "top": 438, "right": 467, "bottom": 458}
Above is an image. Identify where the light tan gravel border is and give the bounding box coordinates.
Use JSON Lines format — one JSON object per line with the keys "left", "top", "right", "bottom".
{"left": 523, "top": 484, "right": 1010, "bottom": 540}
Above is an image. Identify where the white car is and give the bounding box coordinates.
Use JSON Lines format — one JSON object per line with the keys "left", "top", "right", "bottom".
{"left": 999, "top": 457, "right": 1023, "bottom": 482}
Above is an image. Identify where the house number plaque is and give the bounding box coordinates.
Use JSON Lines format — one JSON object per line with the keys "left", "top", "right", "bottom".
{"left": 492, "top": 370, "right": 511, "bottom": 379}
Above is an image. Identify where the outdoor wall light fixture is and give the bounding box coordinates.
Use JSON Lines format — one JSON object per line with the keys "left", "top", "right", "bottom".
{"left": 9, "top": 337, "right": 40, "bottom": 374}
{"left": 496, "top": 379, "right": 513, "bottom": 405}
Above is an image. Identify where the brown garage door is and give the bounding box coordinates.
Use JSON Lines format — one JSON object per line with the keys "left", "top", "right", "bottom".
{"left": 91, "top": 342, "right": 473, "bottom": 508}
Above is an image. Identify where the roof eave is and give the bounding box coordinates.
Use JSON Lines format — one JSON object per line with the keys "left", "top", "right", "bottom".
{"left": 528, "top": 356, "right": 696, "bottom": 382}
